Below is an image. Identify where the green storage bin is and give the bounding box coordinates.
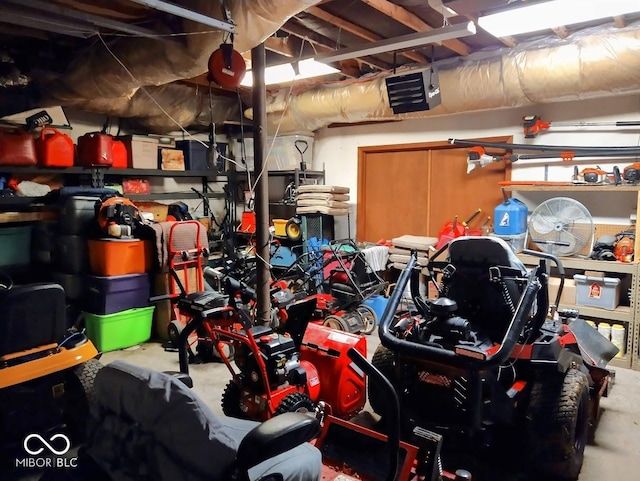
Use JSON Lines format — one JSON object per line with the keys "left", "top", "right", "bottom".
{"left": 0, "top": 226, "right": 32, "bottom": 266}
{"left": 84, "top": 306, "right": 155, "bottom": 352}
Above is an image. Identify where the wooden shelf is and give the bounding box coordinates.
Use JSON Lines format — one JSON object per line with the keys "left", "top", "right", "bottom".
{"left": 126, "top": 192, "right": 225, "bottom": 201}
{"left": 4, "top": 166, "right": 225, "bottom": 177}
{"left": 502, "top": 184, "right": 640, "bottom": 192}
{"left": 518, "top": 253, "right": 637, "bottom": 273}
{"left": 609, "top": 356, "right": 631, "bottom": 369}
{"left": 0, "top": 211, "right": 57, "bottom": 223}
{"left": 559, "top": 304, "right": 632, "bottom": 322}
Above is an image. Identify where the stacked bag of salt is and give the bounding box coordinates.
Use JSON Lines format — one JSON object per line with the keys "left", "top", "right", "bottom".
{"left": 296, "top": 185, "right": 350, "bottom": 216}
{"left": 388, "top": 234, "right": 439, "bottom": 271}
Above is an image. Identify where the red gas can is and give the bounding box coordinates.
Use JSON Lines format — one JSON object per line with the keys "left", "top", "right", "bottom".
{"left": 111, "top": 140, "right": 128, "bottom": 168}
{"left": 36, "top": 127, "right": 74, "bottom": 167}
{"left": 0, "top": 129, "right": 37, "bottom": 166}
{"left": 77, "top": 133, "right": 114, "bottom": 167}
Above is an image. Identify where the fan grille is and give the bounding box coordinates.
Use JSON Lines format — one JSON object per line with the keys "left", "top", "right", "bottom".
{"left": 528, "top": 197, "right": 594, "bottom": 256}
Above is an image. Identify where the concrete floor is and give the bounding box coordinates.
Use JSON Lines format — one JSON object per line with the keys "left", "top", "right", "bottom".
{"left": 100, "top": 336, "right": 640, "bottom": 481}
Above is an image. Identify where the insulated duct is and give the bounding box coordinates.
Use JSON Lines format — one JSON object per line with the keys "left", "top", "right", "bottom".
{"left": 2, "top": 0, "right": 319, "bottom": 131}
{"left": 251, "top": 24, "right": 640, "bottom": 133}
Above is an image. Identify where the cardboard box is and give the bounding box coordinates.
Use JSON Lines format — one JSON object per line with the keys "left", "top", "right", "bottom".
{"left": 135, "top": 201, "right": 169, "bottom": 222}
{"left": 548, "top": 277, "right": 576, "bottom": 307}
{"left": 118, "top": 135, "right": 159, "bottom": 169}
{"left": 159, "top": 148, "right": 185, "bottom": 171}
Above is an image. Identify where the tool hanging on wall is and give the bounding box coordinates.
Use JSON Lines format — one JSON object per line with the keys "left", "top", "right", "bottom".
{"left": 463, "top": 143, "right": 640, "bottom": 173}
{"left": 522, "top": 115, "right": 640, "bottom": 138}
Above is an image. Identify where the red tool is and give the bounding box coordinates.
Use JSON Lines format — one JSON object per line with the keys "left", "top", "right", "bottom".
{"left": 436, "top": 209, "right": 482, "bottom": 249}
{"left": 522, "top": 115, "right": 640, "bottom": 138}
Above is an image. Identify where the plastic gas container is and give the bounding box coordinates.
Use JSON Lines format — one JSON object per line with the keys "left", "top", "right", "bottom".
{"left": 0, "top": 129, "right": 37, "bottom": 166}
{"left": 494, "top": 197, "right": 528, "bottom": 236}
{"left": 77, "top": 132, "right": 114, "bottom": 167}
{"left": 36, "top": 127, "right": 74, "bottom": 167}
{"left": 111, "top": 139, "right": 128, "bottom": 168}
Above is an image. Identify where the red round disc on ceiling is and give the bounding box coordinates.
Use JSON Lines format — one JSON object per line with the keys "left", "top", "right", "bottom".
{"left": 207, "top": 44, "right": 247, "bottom": 89}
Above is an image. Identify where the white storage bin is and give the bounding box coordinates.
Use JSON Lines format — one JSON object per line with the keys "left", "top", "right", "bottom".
{"left": 573, "top": 274, "right": 621, "bottom": 310}
{"left": 267, "top": 132, "right": 314, "bottom": 170}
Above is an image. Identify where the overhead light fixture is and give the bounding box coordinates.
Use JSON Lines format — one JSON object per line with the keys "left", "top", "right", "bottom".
{"left": 314, "top": 21, "right": 476, "bottom": 64}
{"left": 478, "top": 0, "right": 640, "bottom": 38}
{"left": 240, "top": 59, "right": 340, "bottom": 87}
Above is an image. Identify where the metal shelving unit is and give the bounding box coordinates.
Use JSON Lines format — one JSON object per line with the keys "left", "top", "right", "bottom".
{"left": 510, "top": 183, "right": 640, "bottom": 370}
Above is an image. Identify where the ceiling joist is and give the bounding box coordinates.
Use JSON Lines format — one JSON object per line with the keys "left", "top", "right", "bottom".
{"left": 360, "top": 0, "right": 470, "bottom": 56}
{"left": 307, "top": 6, "right": 428, "bottom": 65}
{"left": 281, "top": 21, "right": 392, "bottom": 71}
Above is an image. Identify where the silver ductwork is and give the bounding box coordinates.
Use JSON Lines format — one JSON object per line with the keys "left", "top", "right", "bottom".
{"left": 22, "top": 0, "right": 320, "bottom": 131}
{"left": 251, "top": 24, "right": 640, "bottom": 133}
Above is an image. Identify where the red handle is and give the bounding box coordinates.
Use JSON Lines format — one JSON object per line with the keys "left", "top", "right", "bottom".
{"left": 40, "top": 127, "right": 58, "bottom": 139}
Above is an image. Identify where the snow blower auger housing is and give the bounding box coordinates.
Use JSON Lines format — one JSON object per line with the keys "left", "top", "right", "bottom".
{"left": 372, "top": 236, "right": 617, "bottom": 481}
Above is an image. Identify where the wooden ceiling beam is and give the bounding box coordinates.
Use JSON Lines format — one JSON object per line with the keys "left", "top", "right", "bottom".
{"left": 264, "top": 36, "right": 297, "bottom": 57}
{"left": 307, "top": 6, "right": 428, "bottom": 64}
{"left": 281, "top": 22, "right": 392, "bottom": 71}
{"left": 361, "top": 0, "right": 470, "bottom": 56}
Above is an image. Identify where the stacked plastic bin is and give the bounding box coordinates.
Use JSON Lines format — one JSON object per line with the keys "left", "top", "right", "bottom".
{"left": 83, "top": 235, "right": 155, "bottom": 352}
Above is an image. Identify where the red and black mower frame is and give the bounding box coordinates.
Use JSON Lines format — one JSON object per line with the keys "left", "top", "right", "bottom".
{"left": 371, "top": 236, "right": 616, "bottom": 480}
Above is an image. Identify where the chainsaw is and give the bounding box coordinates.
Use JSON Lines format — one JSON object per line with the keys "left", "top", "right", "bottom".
{"left": 623, "top": 163, "right": 640, "bottom": 183}
{"left": 572, "top": 166, "right": 621, "bottom": 185}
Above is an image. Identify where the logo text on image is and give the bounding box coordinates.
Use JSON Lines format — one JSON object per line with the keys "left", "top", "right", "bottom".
{"left": 15, "top": 433, "right": 77, "bottom": 469}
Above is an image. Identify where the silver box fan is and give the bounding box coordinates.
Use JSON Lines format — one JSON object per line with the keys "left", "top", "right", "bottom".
{"left": 527, "top": 197, "right": 594, "bottom": 257}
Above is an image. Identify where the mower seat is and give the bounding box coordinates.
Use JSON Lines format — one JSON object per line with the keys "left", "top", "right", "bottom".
{"left": 85, "top": 360, "right": 321, "bottom": 481}
{"left": 444, "top": 236, "right": 528, "bottom": 343}
{"left": 0, "top": 283, "right": 66, "bottom": 358}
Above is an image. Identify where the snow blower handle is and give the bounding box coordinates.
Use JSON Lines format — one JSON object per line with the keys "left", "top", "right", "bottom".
{"left": 347, "top": 347, "right": 400, "bottom": 481}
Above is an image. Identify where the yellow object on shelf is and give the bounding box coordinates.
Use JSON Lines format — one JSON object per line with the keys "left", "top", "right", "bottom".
{"left": 273, "top": 218, "right": 288, "bottom": 237}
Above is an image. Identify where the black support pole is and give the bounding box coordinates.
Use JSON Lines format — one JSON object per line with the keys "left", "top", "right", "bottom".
{"left": 251, "top": 42, "right": 271, "bottom": 325}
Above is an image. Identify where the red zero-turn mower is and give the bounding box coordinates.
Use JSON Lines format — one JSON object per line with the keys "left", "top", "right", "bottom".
{"left": 166, "top": 274, "right": 368, "bottom": 421}
{"left": 372, "top": 236, "right": 617, "bottom": 481}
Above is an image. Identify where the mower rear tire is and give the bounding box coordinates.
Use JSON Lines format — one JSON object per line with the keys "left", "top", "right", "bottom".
{"left": 275, "top": 392, "right": 315, "bottom": 415}
{"left": 525, "top": 369, "right": 590, "bottom": 480}
{"left": 64, "top": 358, "right": 103, "bottom": 443}
{"left": 357, "top": 304, "right": 378, "bottom": 335}
{"left": 369, "top": 345, "right": 397, "bottom": 419}
{"left": 323, "top": 314, "right": 349, "bottom": 332}
{"left": 221, "top": 381, "right": 248, "bottom": 419}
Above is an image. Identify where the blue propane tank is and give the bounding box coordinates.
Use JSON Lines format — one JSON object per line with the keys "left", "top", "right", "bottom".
{"left": 494, "top": 196, "right": 528, "bottom": 236}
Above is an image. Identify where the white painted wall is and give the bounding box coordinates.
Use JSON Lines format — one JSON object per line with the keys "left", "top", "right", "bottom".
{"left": 313, "top": 94, "right": 640, "bottom": 239}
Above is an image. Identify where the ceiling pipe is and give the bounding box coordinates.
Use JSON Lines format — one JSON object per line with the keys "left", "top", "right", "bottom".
{"left": 126, "top": 0, "right": 236, "bottom": 33}
{"left": 248, "top": 24, "right": 640, "bottom": 133}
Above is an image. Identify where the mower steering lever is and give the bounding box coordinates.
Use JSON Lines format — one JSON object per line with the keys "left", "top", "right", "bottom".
{"left": 379, "top": 253, "right": 542, "bottom": 370}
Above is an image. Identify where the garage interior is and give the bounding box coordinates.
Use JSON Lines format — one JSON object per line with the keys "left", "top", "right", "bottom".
{"left": 1, "top": 1, "right": 640, "bottom": 480}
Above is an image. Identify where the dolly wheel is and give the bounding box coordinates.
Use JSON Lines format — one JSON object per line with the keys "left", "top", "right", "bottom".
{"left": 222, "top": 381, "right": 248, "bottom": 419}
{"left": 167, "top": 320, "right": 183, "bottom": 342}
{"left": 369, "top": 345, "right": 397, "bottom": 419}
{"left": 357, "top": 304, "right": 378, "bottom": 335}
{"left": 64, "top": 358, "right": 104, "bottom": 443}
{"left": 323, "top": 314, "right": 349, "bottom": 331}
{"left": 275, "top": 392, "right": 315, "bottom": 415}
{"left": 525, "top": 369, "right": 590, "bottom": 480}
